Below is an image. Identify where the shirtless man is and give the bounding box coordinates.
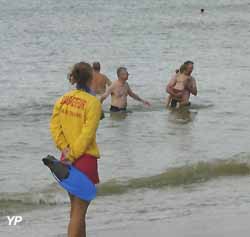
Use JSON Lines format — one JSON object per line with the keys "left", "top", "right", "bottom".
{"left": 100, "top": 67, "right": 150, "bottom": 112}
{"left": 90, "top": 62, "right": 112, "bottom": 95}
{"left": 166, "top": 61, "right": 197, "bottom": 108}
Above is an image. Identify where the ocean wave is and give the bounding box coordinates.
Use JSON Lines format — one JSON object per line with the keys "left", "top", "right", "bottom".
{"left": 1, "top": 155, "right": 250, "bottom": 216}
{"left": 97, "top": 157, "right": 250, "bottom": 195}
{"left": 0, "top": 183, "right": 66, "bottom": 216}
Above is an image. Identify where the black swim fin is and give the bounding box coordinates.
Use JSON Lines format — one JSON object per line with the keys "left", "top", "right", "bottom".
{"left": 100, "top": 110, "right": 105, "bottom": 120}
{"left": 42, "top": 155, "right": 69, "bottom": 181}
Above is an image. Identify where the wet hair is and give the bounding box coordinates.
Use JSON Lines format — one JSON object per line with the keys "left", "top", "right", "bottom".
{"left": 92, "top": 62, "right": 101, "bottom": 71}
{"left": 179, "top": 64, "right": 188, "bottom": 73}
{"left": 184, "top": 60, "right": 194, "bottom": 66}
{"left": 117, "top": 67, "right": 127, "bottom": 77}
{"left": 69, "top": 62, "right": 93, "bottom": 88}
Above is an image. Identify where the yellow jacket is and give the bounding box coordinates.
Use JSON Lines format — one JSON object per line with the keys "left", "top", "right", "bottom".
{"left": 50, "top": 89, "right": 101, "bottom": 162}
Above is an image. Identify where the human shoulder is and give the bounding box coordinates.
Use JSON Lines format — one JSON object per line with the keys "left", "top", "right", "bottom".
{"left": 190, "top": 76, "right": 195, "bottom": 81}
{"left": 187, "top": 76, "right": 196, "bottom": 85}
{"left": 110, "top": 80, "right": 119, "bottom": 87}
{"left": 125, "top": 82, "right": 130, "bottom": 89}
{"left": 125, "top": 81, "right": 130, "bottom": 87}
{"left": 103, "top": 74, "right": 112, "bottom": 83}
{"left": 100, "top": 72, "right": 107, "bottom": 78}
{"left": 92, "top": 71, "right": 99, "bottom": 78}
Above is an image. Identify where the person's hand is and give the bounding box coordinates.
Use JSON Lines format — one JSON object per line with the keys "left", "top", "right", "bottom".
{"left": 143, "top": 100, "right": 151, "bottom": 107}
{"left": 61, "top": 147, "right": 72, "bottom": 164}
{"left": 62, "top": 147, "right": 70, "bottom": 158}
{"left": 63, "top": 160, "right": 72, "bottom": 165}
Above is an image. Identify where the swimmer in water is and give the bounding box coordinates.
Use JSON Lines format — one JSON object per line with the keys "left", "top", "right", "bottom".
{"left": 166, "top": 64, "right": 191, "bottom": 108}
{"left": 90, "top": 62, "right": 112, "bottom": 96}
{"left": 100, "top": 67, "right": 150, "bottom": 112}
{"left": 166, "top": 61, "right": 197, "bottom": 108}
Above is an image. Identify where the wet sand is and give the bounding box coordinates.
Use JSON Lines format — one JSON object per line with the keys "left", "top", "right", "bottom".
{"left": 92, "top": 210, "right": 250, "bottom": 237}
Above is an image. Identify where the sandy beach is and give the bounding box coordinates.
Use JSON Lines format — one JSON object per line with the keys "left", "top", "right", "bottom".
{"left": 92, "top": 209, "right": 250, "bottom": 237}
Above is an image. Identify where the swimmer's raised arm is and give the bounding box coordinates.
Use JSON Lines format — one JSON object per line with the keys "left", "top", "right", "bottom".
{"left": 127, "top": 85, "right": 151, "bottom": 107}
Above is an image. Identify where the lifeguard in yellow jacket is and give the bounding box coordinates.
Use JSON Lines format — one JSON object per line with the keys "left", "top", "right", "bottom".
{"left": 50, "top": 87, "right": 101, "bottom": 162}
{"left": 50, "top": 62, "right": 101, "bottom": 237}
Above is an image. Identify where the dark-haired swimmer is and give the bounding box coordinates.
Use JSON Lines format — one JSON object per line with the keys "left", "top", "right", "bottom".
{"left": 90, "top": 62, "right": 112, "bottom": 96}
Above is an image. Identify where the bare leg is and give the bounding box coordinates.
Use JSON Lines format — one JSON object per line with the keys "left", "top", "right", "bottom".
{"left": 68, "top": 194, "right": 90, "bottom": 237}
{"left": 166, "top": 95, "right": 171, "bottom": 108}
{"left": 68, "top": 194, "right": 74, "bottom": 235}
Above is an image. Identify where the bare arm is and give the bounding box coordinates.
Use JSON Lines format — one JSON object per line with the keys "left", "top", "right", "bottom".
{"left": 188, "top": 78, "right": 197, "bottom": 96}
{"left": 105, "top": 76, "right": 112, "bottom": 86}
{"left": 100, "top": 83, "right": 114, "bottom": 103}
{"left": 128, "top": 86, "right": 143, "bottom": 102}
{"left": 166, "top": 74, "right": 182, "bottom": 97}
{"left": 128, "top": 85, "right": 150, "bottom": 106}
